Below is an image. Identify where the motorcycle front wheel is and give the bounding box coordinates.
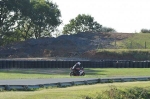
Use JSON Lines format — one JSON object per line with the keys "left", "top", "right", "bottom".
{"left": 81, "top": 72, "right": 85, "bottom": 76}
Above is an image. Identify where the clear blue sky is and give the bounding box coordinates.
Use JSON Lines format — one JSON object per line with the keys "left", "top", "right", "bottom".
{"left": 52, "top": 0, "right": 150, "bottom": 33}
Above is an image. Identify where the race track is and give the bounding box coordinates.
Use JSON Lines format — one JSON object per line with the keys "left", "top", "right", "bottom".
{"left": 0, "top": 78, "right": 97, "bottom": 85}
{"left": 0, "top": 76, "right": 150, "bottom": 85}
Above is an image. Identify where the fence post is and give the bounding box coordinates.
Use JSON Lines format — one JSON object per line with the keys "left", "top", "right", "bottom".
{"left": 145, "top": 41, "right": 147, "bottom": 49}
{"left": 130, "top": 42, "right": 132, "bottom": 49}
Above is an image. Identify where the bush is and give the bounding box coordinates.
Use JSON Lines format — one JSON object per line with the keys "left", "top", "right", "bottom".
{"left": 83, "top": 86, "right": 150, "bottom": 99}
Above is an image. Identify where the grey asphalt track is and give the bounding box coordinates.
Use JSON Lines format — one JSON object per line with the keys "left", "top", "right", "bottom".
{"left": 0, "top": 78, "right": 97, "bottom": 85}
{"left": 0, "top": 76, "right": 150, "bottom": 85}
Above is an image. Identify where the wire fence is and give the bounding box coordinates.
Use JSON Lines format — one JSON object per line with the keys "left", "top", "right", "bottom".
{"left": 97, "top": 40, "right": 150, "bottom": 49}
{"left": 116, "top": 41, "right": 148, "bottom": 49}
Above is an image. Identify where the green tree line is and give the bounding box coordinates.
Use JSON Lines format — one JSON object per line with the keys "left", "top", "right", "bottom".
{"left": 0, "top": 0, "right": 61, "bottom": 45}
{"left": 141, "top": 29, "right": 150, "bottom": 33}
{"left": 0, "top": 0, "right": 116, "bottom": 46}
{"left": 62, "top": 14, "right": 116, "bottom": 35}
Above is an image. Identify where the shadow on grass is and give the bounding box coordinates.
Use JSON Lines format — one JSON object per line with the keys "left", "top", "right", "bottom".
{"left": 84, "top": 68, "right": 107, "bottom": 75}
{"left": 0, "top": 68, "right": 70, "bottom": 75}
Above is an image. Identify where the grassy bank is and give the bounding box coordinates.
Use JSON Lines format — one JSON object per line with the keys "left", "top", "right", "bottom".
{"left": 95, "top": 49, "right": 150, "bottom": 60}
{"left": 115, "top": 33, "right": 150, "bottom": 49}
{"left": 94, "top": 33, "right": 150, "bottom": 60}
{"left": 0, "top": 81, "right": 150, "bottom": 99}
{"left": 0, "top": 68, "right": 150, "bottom": 79}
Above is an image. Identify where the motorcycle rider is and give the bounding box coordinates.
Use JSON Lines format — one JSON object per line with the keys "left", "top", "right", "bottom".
{"left": 72, "top": 62, "right": 82, "bottom": 75}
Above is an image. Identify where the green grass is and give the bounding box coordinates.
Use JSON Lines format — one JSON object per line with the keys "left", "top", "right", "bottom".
{"left": 0, "top": 81, "right": 150, "bottom": 99}
{"left": 97, "top": 49, "right": 150, "bottom": 52}
{"left": 0, "top": 68, "right": 150, "bottom": 99}
{"left": 0, "top": 68, "right": 150, "bottom": 79}
{"left": 96, "top": 33, "right": 150, "bottom": 60}
{"left": 0, "top": 68, "right": 69, "bottom": 79}
{"left": 96, "top": 49, "right": 150, "bottom": 60}
{"left": 115, "top": 33, "right": 150, "bottom": 49}
{"left": 85, "top": 68, "right": 150, "bottom": 77}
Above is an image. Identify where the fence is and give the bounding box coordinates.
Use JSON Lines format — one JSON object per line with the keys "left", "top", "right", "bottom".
{"left": 114, "top": 41, "right": 148, "bottom": 49}
{"left": 0, "top": 60, "right": 150, "bottom": 68}
{"left": 97, "top": 40, "right": 150, "bottom": 49}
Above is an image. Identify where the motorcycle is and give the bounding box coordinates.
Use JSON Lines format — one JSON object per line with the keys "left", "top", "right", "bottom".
{"left": 70, "top": 67, "right": 85, "bottom": 76}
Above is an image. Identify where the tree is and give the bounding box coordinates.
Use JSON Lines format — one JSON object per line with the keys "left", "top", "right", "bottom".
{"left": 30, "top": 0, "right": 62, "bottom": 39}
{"left": 0, "top": 0, "right": 31, "bottom": 45}
{"left": 101, "top": 27, "right": 116, "bottom": 33}
{"left": 141, "top": 29, "right": 150, "bottom": 33}
{"left": 0, "top": 0, "right": 62, "bottom": 45}
{"left": 0, "top": 0, "right": 31, "bottom": 31}
{"left": 0, "top": 0, "right": 19, "bottom": 45}
{"left": 11, "top": 0, "right": 33, "bottom": 40}
{"left": 15, "top": 17, "right": 33, "bottom": 40}
{"left": 62, "top": 14, "right": 102, "bottom": 34}
{"left": 0, "top": 0, "right": 15, "bottom": 33}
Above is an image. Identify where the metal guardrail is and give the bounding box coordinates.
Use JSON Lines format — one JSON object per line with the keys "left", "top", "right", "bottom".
{"left": 1, "top": 77, "right": 150, "bottom": 91}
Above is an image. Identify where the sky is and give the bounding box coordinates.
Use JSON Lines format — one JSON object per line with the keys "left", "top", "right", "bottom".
{"left": 52, "top": 0, "right": 150, "bottom": 33}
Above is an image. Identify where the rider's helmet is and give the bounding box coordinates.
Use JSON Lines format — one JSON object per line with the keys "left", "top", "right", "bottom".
{"left": 77, "top": 62, "right": 81, "bottom": 65}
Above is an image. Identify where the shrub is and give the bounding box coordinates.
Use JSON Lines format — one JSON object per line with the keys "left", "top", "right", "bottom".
{"left": 83, "top": 86, "right": 150, "bottom": 99}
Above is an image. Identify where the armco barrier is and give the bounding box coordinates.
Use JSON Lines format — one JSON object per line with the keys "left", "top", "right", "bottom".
{"left": 1, "top": 77, "right": 150, "bottom": 91}
{"left": 0, "top": 60, "right": 150, "bottom": 68}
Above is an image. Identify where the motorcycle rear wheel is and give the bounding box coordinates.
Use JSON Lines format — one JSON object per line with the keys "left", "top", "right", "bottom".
{"left": 70, "top": 72, "right": 74, "bottom": 76}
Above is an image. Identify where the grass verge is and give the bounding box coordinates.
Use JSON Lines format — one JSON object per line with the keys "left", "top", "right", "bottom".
{"left": 0, "top": 68, "right": 150, "bottom": 79}
{"left": 0, "top": 81, "right": 150, "bottom": 99}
